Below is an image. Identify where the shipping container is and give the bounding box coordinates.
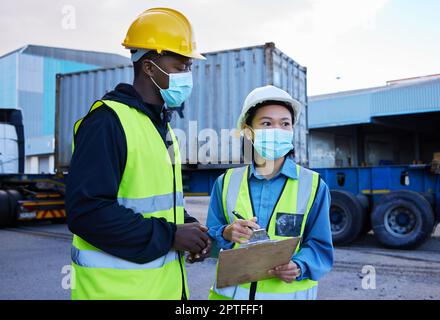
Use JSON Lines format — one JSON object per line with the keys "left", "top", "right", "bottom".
{"left": 55, "top": 43, "right": 308, "bottom": 171}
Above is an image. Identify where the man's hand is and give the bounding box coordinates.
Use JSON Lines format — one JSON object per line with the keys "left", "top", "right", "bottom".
{"left": 186, "top": 237, "right": 212, "bottom": 264}
{"left": 173, "top": 222, "right": 210, "bottom": 253}
{"left": 268, "top": 261, "right": 301, "bottom": 283}
{"left": 223, "top": 217, "right": 260, "bottom": 244}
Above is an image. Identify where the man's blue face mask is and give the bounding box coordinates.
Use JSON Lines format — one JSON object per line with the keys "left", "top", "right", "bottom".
{"left": 149, "top": 60, "right": 193, "bottom": 108}
{"left": 251, "top": 128, "right": 294, "bottom": 160}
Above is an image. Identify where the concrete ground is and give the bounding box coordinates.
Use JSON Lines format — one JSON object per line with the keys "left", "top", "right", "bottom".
{"left": 0, "top": 196, "right": 439, "bottom": 300}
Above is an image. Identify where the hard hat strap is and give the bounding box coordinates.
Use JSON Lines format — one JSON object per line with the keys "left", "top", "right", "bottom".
{"left": 131, "top": 49, "right": 149, "bottom": 62}
{"left": 147, "top": 60, "right": 170, "bottom": 90}
{"left": 149, "top": 74, "right": 163, "bottom": 91}
{"left": 149, "top": 60, "right": 170, "bottom": 77}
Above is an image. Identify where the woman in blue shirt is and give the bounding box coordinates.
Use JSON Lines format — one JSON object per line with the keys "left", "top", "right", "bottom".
{"left": 207, "top": 85, "right": 334, "bottom": 300}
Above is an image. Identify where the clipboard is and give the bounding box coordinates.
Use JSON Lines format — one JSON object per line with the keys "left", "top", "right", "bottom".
{"left": 216, "top": 237, "right": 300, "bottom": 288}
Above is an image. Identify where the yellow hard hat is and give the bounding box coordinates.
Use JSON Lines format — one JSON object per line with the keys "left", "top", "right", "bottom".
{"left": 122, "top": 8, "right": 205, "bottom": 60}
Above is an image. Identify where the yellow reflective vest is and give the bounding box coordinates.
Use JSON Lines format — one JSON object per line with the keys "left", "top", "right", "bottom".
{"left": 209, "top": 164, "right": 320, "bottom": 300}
{"left": 70, "top": 100, "right": 188, "bottom": 300}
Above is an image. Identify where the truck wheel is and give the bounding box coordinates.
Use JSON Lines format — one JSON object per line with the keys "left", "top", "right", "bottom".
{"left": 357, "top": 194, "right": 371, "bottom": 235}
{"left": 6, "top": 190, "right": 22, "bottom": 226}
{"left": 0, "top": 190, "right": 12, "bottom": 228}
{"left": 371, "top": 190, "right": 434, "bottom": 249}
{"left": 330, "top": 190, "right": 365, "bottom": 244}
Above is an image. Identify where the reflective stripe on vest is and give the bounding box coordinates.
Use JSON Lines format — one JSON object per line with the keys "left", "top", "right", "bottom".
{"left": 72, "top": 246, "right": 178, "bottom": 270}
{"left": 225, "top": 166, "right": 247, "bottom": 224}
{"left": 118, "top": 192, "right": 184, "bottom": 214}
{"left": 212, "top": 281, "right": 318, "bottom": 300}
{"left": 211, "top": 164, "right": 320, "bottom": 300}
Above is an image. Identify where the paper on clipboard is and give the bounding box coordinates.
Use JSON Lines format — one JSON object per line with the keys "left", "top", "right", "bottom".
{"left": 216, "top": 237, "right": 300, "bottom": 288}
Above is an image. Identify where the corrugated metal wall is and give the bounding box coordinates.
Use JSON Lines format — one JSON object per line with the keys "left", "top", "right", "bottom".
{"left": 372, "top": 79, "right": 440, "bottom": 116}
{"left": 56, "top": 44, "right": 308, "bottom": 170}
{"left": 43, "top": 57, "right": 101, "bottom": 135}
{"left": 22, "top": 45, "right": 131, "bottom": 68}
{"left": 17, "top": 53, "right": 97, "bottom": 141}
{"left": 271, "top": 47, "right": 308, "bottom": 165}
{"left": 0, "top": 53, "right": 18, "bottom": 108}
{"left": 309, "top": 92, "right": 372, "bottom": 129}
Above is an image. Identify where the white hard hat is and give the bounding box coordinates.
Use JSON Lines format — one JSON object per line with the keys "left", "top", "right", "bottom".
{"left": 237, "top": 85, "right": 302, "bottom": 130}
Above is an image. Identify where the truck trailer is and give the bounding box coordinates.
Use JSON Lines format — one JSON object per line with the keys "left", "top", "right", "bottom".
{"left": 0, "top": 108, "right": 65, "bottom": 227}
{"left": 316, "top": 165, "right": 439, "bottom": 248}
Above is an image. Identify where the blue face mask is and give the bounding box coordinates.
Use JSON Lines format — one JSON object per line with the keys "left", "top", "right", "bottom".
{"left": 149, "top": 61, "right": 193, "bottom": 108}
{"left": 252, "top": 128, "right": 294, "bottom": 160}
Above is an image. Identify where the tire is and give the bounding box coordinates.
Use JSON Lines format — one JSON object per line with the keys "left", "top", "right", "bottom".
{"left": 0, "top": 190, "right": 12, "bottom": 228}
{"left": 357, "top": 194, "right": 372, "bottom": 235}
{"left": 330, "top": 190, "right": 366, "bottom": 244}
{"left": 6, "top": 190, "right": 23, "bottom": 226}
{"left": 371, "top": 190, "right": 434, "bottom": 249}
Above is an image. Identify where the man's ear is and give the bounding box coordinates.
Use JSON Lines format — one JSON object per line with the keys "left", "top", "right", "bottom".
{"left": 243, "top": 125, "right": 254, "bottom": 141}
{"left": 142, "top": 59, "right": 155, "bottom": 78}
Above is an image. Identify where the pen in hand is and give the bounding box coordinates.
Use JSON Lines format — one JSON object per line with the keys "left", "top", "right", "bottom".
{"left": 232, "top": 210, "right": 256, "bottom": 231}
{"left": 223, "top": 211, "right": 260, "bottom": 244}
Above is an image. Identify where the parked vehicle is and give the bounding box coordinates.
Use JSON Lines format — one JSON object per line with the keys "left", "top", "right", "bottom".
{"left": 315, "top": 165, "right": 439, "bottom": 248}
{"left": 0, "top": 108, "right": 65, "bottom": 228}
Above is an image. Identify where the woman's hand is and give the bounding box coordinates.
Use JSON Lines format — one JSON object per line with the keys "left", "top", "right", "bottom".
{"left": 222, "top": 217, "right": 260, "bottom": 244}
{"left": 268, "top": 261, "right": 301, "bottom": 283}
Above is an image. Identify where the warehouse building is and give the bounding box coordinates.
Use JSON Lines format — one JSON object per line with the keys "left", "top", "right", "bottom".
{"left": 308, "top": 74, "right": 440, "bottom": 168}
{"left": 0, "top": 45, "right": 130, "bottom": 173}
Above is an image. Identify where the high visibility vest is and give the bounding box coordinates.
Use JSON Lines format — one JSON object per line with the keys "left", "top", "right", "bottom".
{"left": 70, "top": 100, "right": 188, "bottom": 300}
{"left": 209, "top": 164, "right": 320, "bottom": 300}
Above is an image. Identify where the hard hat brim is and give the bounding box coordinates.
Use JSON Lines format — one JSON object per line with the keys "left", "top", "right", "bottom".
{"left": 122, "top": 43, "right": 206, "bottom": 60}
{"left": 184, "top": 51, "right": 206, "bottom": 60}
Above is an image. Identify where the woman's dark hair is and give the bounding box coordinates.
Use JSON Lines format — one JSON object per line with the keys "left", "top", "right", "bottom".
{"left": 244, "top": 100, "right": 295, "bottom": 127}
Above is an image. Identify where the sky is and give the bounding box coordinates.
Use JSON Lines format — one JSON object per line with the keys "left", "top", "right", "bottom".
{"left": 1, "top": 0, "right": 439, "bottom": 95}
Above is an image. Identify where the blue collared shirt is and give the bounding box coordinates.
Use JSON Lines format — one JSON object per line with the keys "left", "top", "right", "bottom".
{"left": 207, "top": 157, "right": 334, "bottom": 281}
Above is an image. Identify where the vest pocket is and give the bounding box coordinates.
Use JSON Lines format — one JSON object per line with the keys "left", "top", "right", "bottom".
{"left": 275, "top": 212, "right": 304, "bottom": 237}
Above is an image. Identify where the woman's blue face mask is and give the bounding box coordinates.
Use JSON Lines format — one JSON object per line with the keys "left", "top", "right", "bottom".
{"left": 149, "top": 60, "right": 193, "bottom": 108}
{"left": 251, "top": 128, "right": 294, "bottom": 160}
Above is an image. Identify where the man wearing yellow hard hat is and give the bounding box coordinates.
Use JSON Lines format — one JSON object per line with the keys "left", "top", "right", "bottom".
{"left": 66, "top": 8, "right": 209, "bottom": 300}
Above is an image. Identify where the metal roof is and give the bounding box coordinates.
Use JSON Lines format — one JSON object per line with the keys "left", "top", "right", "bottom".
{"left": 309, "top": 76, "right": 440, "bottom": 129}
{"left": 0, "top": 44, "right": 130, "bottom": 67}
